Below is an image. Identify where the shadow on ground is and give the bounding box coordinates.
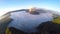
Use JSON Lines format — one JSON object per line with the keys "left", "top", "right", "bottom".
{"left": 0, "top": 19, "right": 12, "bottom": 34}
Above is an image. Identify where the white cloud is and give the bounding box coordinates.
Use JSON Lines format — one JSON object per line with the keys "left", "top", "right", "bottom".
{"left": 0, "top": 7, "right": 23, "bottom": 16}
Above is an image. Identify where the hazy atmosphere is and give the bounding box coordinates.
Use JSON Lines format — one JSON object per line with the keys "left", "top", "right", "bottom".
{"left": 0, "top": 0, "right": 60, "bottom": 34}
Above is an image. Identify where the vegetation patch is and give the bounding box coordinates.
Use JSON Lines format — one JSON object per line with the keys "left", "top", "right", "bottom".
{"left": 52, "top": 16, "right": 60, "bottom": 24}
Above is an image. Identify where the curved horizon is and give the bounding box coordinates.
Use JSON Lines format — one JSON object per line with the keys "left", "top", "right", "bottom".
{"left": 0, "top": 0, "right": 60, "bottom": 16}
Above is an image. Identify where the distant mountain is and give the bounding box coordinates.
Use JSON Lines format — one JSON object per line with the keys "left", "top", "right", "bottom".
{"left": 9, "top": 8, "right": 60, "bottom": 16}
{"left": 9, "top": 9, "right": 28, "bottom": 13}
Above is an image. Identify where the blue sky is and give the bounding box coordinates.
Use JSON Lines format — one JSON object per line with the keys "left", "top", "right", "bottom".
{"left": 0, "top": 0, "right": 60, "bottom": 12}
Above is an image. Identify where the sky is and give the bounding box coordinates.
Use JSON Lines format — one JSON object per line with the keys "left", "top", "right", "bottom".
{"left": 0, "top": 0, "right": 60, "bottom": 16}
